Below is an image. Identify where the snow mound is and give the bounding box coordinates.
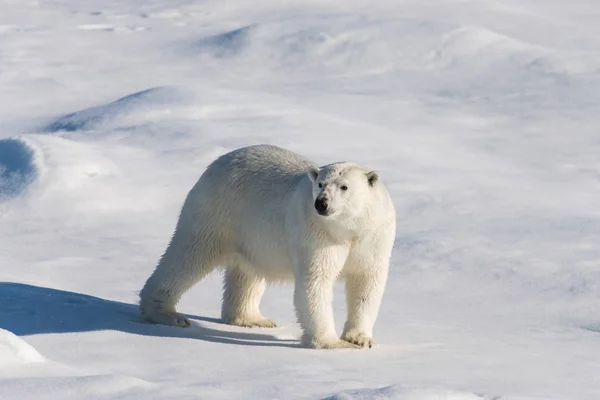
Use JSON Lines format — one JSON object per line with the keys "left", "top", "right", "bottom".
{"left": 422, "top": 25, "right": 598, "bottom": 111}
{"left": 0, "top": 374, "right": 154, "bottom": 400}
{"left": 198, "top": 25, "right": 255, "bottom": 58}
{"left": 431, "top": 27, "right": 545, "bottom": 68}
{"left": 46, "top": 374, "right": 153, "bottom": 395}
{"left": 45, "top": 86, "right": 191, "bottom": 132}
{"left": 192, "top": 18, "right": 596, "bottom": 108}
{"left": 0, "top": 328, "right": 45, "bottom": 366}
{"left": 192, "top": 17, "right": 442, "bottom": 74}
{"left": 29, "top": 135, "right": 118, "bottom": 191}
{"left": 324, "top": 386, "right": 484, "bottom": 400}
{"left": 0, "top": 137, "right": 39, "bottom": 198}
{"left": 193, "top": 19, "right": 576, "bottom": 78}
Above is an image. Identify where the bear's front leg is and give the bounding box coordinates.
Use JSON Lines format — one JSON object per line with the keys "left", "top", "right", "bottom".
{"left": 341, "top": 261, "right": 389, "bottom": 349}
{"left": 293, "top": 244, "right": 358, "bottom": 350}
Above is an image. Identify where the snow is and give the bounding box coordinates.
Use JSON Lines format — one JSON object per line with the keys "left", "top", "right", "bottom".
{"left": 1, "top": 0, "right": 599, "bottom": 399}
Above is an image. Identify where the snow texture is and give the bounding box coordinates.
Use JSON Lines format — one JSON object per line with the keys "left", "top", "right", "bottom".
{"left": 1, "top": 0, "right": 599, "bottom": 399}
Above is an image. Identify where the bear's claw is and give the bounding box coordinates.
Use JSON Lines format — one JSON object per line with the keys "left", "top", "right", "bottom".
{"left": 302, "top": 335, "right": 361, "bottom": 350}
{"left": 341, "top": 332, "right": 375, "bottom": 348}
{"left": 144, "top": 311, "right": 191, "bottom": 327}
{"left": 224, "top": 316, "right": 279, "bottom": 328}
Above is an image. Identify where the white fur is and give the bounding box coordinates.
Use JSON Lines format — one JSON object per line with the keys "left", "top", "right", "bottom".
{"left": 139, "top": 144, "right": 396, "bottom": 349}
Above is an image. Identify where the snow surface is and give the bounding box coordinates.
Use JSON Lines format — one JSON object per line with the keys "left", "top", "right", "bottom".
{"left": 1, "top": 0, "right": 600, "bottom": 399}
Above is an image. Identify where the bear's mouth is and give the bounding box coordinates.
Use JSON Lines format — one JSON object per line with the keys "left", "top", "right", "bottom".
{"left": 316, "top": 208, "right": 334, "bottom": 217}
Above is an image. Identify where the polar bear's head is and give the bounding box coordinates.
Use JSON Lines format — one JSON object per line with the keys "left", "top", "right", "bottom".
{"left": 307, "top": 163, "right": 380, "bottom": 219}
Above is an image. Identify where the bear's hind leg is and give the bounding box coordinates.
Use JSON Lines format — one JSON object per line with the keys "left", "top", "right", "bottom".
{"left": 139, "top": 235, "right": 218, "bottom": 327}
{"left": 221, "top": 267, "right": 278, "bottom": 328}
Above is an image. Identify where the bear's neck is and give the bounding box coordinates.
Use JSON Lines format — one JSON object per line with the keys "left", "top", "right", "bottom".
{"left": 312, "top": 215, "right": 363, "bottom": 244}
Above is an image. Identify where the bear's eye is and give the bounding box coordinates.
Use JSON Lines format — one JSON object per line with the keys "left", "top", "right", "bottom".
{"left": 318, "top": 183, "right": 323, "bottom": 188}
{"left": 341, "top": 185, "right": 348, "bottom": 191}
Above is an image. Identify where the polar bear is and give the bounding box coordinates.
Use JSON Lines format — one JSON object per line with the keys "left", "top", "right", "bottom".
{"left": 139, "top": 144, "right": 396, "bottom": 349}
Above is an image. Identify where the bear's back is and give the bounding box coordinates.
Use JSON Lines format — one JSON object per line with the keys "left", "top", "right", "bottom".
{"left": 191, "top": 145, "right": 316, "bottom": 274}
{"left": 211, "top": 144, "right": 314, "bottom": 179}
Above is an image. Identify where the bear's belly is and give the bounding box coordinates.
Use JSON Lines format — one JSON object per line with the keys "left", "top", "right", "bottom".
{"left": 229, "top": 239, "right": 296, "bottom": 282}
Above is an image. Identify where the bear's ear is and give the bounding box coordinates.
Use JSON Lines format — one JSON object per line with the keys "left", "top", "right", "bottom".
{"left": 308, "top": 166, "right": 320, "bottom": 183}
{"left": 366, "top": 170, "right": 380, "bottom": 187}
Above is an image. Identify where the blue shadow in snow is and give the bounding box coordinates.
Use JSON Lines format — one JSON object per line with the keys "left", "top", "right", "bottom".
{"left": 0, "top": 282, "right": 298, "bottom": 348}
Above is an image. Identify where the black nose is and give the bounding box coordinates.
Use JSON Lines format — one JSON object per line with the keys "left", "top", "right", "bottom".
{"left": 314, "top": 198, "right": 329, "bottom": 215}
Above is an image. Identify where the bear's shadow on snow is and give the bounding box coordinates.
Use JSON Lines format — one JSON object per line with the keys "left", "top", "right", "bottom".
{"left": 0, "top": 282, "right": 298, "bottom": 348}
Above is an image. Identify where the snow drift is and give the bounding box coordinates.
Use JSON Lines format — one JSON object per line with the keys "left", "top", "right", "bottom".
{"left": 0, "top": 328, "right": 45, "bottom": 366}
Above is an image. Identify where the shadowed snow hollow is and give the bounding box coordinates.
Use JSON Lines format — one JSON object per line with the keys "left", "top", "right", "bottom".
{"left": 0, "top": 137, "right": 39, "bottom": 198}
